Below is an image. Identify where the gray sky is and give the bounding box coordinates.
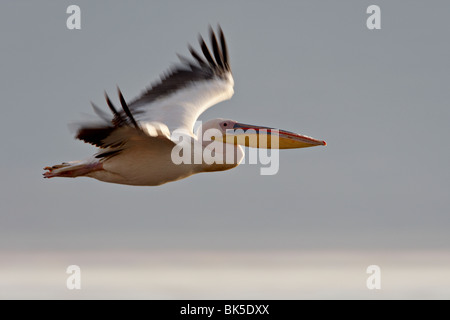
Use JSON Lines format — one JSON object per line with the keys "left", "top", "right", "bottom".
{"left": 1, "top": 0, "right": 449, "bottom": 251}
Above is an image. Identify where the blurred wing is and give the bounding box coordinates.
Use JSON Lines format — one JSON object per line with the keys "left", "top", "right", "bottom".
{"left": 126, "top": 26, "right": 233, "bottom": 134}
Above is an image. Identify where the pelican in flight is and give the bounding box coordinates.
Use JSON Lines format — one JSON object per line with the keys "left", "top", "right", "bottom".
{"left": 44, "top": 26, "right": 326, "bottom": 186}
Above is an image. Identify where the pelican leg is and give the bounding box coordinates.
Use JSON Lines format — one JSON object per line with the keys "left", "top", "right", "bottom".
{"left": 43, "top": 161, "right": 103, "bottom": 179}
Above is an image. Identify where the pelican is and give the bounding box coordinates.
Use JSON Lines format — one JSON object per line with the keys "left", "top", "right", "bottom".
{"left": 43, "top": 26, "right": 326, "bottom": 186}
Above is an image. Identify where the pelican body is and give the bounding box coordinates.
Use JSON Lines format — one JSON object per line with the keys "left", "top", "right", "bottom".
{"left": 44, "top": 27, "right": 325, "bottom": 186}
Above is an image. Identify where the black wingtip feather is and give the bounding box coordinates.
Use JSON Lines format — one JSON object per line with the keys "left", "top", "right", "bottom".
{"left": 76, "top": 127, "right": 115, "bottom": 147}
{"left": 117, "top": 87, "right": 139, "bottom": 129}
{"left": 104, "top": 91, "right": 125, "bottom": 127}
{"left": 199, "top": 35, "right": 216, "bottom": 67}
{"left": 188, "top": 44, "right": 208, "bottom": 67}
{"left": 104, "top": 92, "right": 119, "bottom": 116}
{"left": 210, "top": 27, "right": 224, "bottom": 69}
{"left": 218, "top": 26, "right": 230, "bottom": 71}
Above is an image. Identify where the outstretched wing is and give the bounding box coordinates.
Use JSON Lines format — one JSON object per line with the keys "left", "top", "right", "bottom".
{"left": 126, "top": 26, "right": 233, "bottom": 134}
{"left": 75, "top": 26, "right": 233, "bottom": 157}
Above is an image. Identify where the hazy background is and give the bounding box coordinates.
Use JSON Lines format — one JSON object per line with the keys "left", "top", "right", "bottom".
{"left": 0, "top": 1, "right": 449, "bottom": 299}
